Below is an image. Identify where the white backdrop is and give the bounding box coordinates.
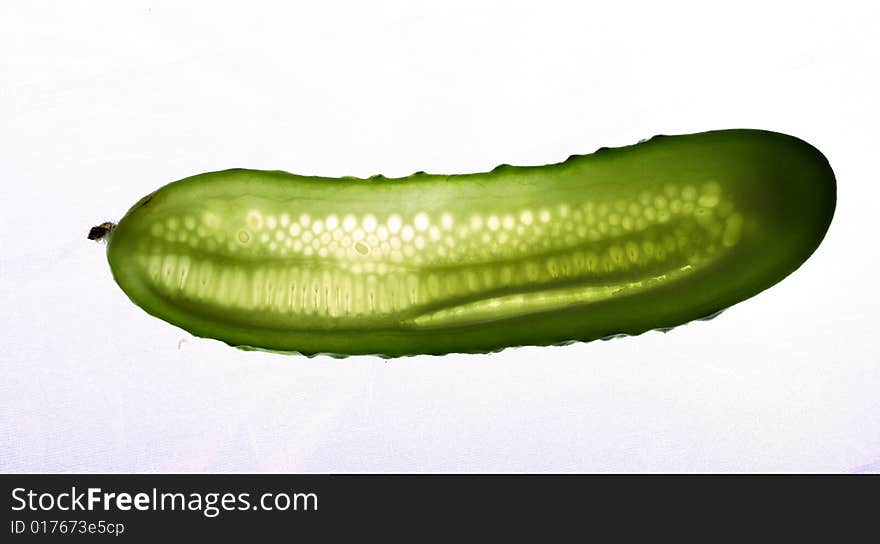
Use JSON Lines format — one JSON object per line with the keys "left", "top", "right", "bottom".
{"left": 2, "top": 0, "right": 878, "bottom": 472}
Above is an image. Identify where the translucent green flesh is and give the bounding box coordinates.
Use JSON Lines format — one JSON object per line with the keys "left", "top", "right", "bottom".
{"left": 106, "top": 130, "right": 835, "bottom": 356}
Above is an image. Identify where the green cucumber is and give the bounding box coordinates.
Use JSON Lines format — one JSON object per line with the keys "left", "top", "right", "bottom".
{"left": 98, "top": 129, "right": 835, "bottom": 356}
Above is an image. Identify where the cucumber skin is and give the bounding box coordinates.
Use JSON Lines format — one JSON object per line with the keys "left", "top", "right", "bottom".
{"left": 106, "top": 129, "right": 835, "bottom": 357}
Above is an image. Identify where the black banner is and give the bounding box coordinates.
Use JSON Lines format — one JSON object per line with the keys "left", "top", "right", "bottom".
{"left": 1, "top": 474, "right": 873, "bottom": 540}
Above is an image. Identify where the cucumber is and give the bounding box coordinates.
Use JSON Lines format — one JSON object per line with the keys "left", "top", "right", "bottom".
{"left": 98, "top": 129, "right": 835, "bottom": 356}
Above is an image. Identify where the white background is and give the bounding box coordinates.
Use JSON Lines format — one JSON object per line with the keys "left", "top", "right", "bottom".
{"left": 2, "top": 1, "right": 878, "bottom": 472}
